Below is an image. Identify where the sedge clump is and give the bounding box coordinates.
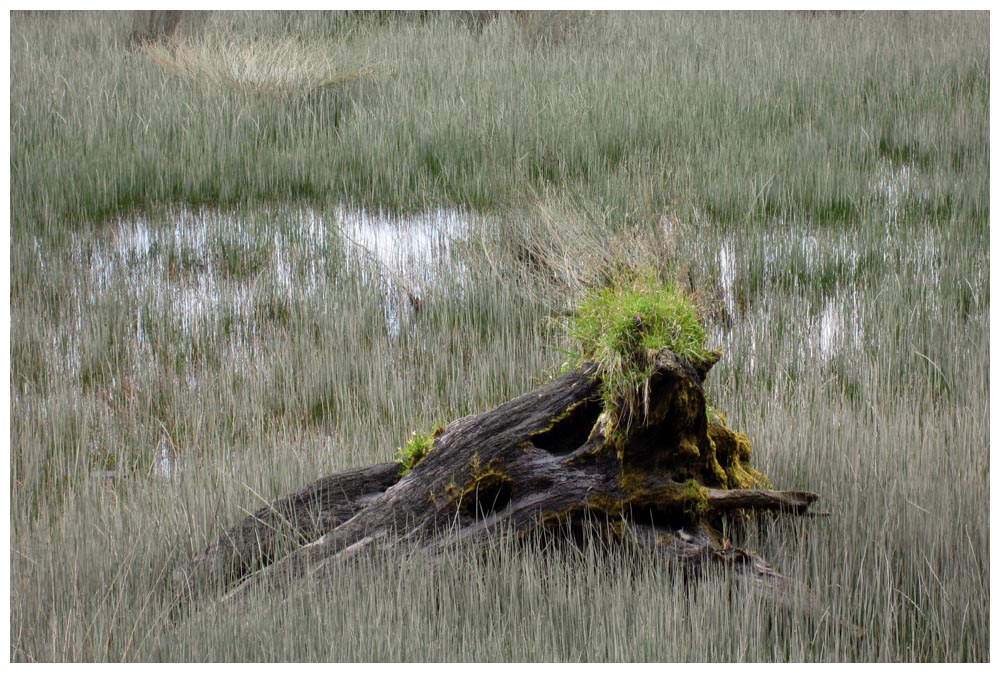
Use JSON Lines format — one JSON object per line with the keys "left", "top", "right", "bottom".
{"left": 396, "top": 430, "right": 435, "bottom": 476}
{"left": 565, "top": 270, "right": 714, "bottom": 433}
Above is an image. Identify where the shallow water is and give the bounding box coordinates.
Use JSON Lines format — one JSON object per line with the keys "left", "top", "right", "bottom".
{"left": 709, "top": 159, "right": 930, "bottom": 368}
{"left": 334, "top": 207, "right": 469, "bottom": 336}
{"left": 63, "top": 205, "right": 473, "bottom": 479}
{"left": 63, "top": 205, "right": 472, "bottom": 364}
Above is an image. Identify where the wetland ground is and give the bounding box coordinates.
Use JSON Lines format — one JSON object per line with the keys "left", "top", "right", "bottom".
{"left": 9, "top": 10, "right": 989, "bottom": 662}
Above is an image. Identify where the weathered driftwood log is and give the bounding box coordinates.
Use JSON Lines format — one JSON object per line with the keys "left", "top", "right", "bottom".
{"left": 173, "top": 348, "right": 861, "bottom": 637}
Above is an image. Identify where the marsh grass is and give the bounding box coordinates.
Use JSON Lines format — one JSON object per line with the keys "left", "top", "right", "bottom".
{"left": 11, "top": 201, "right": 988, "bottom": 662}
{"left": 10, "top": 10, "right": 989, "bottom": 663}
{"left": 10, "top": 11, "right": 988, "bottom": 230}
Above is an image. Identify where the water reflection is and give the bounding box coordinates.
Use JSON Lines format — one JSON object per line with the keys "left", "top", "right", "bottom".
{"left": 712, "top": 230, "right": 873, "bottom": 366}
{"left": 70, "top": 206, "right": 471, "bottom": 356}
{"left": 708, "top": 159, "right": 925, "bottom": 367}
{"left": 334, "top": 207, "right": 469, "bottom": 336}
{"left": 65, "top": 206, "right": 472, "bottom": 478}
{"left": 718, "top": 238, "right": 735, "bottom": 318}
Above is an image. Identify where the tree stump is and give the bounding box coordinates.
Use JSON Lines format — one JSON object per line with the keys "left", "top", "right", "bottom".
{"left": 172, "top": 347, "right": 859, "bottom": 637}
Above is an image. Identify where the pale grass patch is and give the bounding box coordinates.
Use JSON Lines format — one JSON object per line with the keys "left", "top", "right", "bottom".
{"left": 142, "top": 36, "right": 375, "bottom": 97}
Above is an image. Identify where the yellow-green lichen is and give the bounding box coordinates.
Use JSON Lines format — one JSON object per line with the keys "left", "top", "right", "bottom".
{"left": 676, "top": 437, "right": 702, "bottom": 460}
{"left": 528, "top": 398, "right": 601, "bottom": 445}
{"left": 450, "top": 469, "right": 515, "bottom": 518}
{"left": 619, "top": 474, "right": 706, "bottom": 512}
{"left": 707, "top": 417, "right": 769, "bottom": 489}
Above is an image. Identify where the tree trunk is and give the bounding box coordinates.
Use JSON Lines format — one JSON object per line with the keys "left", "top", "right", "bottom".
{"left": 173, "top": 349, "right": 860, "bottom": 637}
